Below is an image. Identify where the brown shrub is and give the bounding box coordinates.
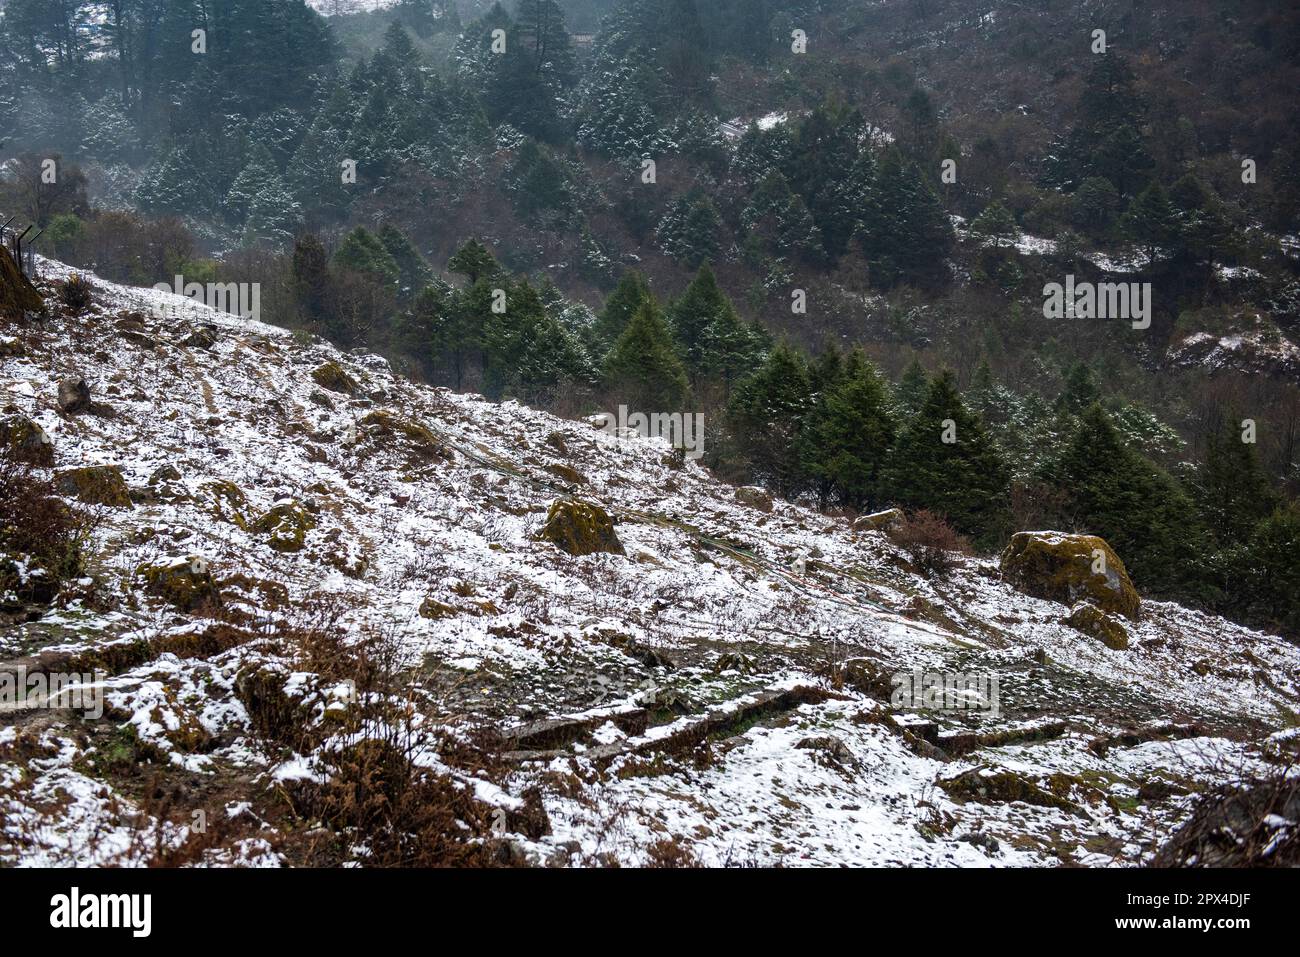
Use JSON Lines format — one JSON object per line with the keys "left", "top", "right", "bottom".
{"left": 0, "top": 450, "right": 90, "bottom": 604}
{"left": 889, "top": 509, "right": 969, "bottom": 576}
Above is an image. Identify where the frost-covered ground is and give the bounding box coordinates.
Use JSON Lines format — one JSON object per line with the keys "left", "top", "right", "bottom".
{"left": 1, "top": 259, "right": 1298, "bottom": 867}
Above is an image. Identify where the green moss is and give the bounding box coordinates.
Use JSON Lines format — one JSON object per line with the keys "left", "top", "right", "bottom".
{"left": 201, "top": 480, "right": 250, "bottom": 529}
{"left": 0, "top": 415, "right": 53, "bottom": 467}
{"left": 251, "top": 500, "right": 316, "bottom": 553}
{"left": 135, "top": 557, "right": 221, "bottom": 611}
{"left": 359, "top": 410, "right": 449, "bottom": 461}
{"left": 310, "top": 361, "right": 359, "bottom": 396}
{"left": 1064, "top": 602, "right": 1130, "bottom": 650}
{"left": 53, "top": 465, "right": 131, "bottom": 507}
{"left": 1000, "top": 532, "right": 1140, "bottom": 619}
{"left": 536, "top": 499, "right": 624, "bottom": 557}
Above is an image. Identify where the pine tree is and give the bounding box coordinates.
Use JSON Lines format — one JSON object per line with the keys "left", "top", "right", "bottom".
{"left": 726, "top": 342, "right": 813, "bottom": 496}
{"left": 894, "top": 357, "right": 929, "bottom": 418}
{"left": 1045, "top": 404, "right": 1207, "bottom": 596}
{"left": 880, "top": 370, "right": 1010, "bottom": 544}
{"left": 859, "top": 149, "right": 953, "bottom": 287}
{"left": 594, "top": 270, "right": 653, "bottom": 349}
{"left": 1054, "top": 361, "right": 1102, "bottom": 416}
{"left": 805, "top": 351, "right": 897, "bottom": 509}
{"left": 334, "top": 227, "right": 401, "bottom": 289}
{"left": 657, "top": 191, "right": 722, "bottom": 268}
{"left": 447, "top": 239, "right": 501, "bottom": 284}
{"left": 1121, "top": 182, "right": 1177, "bottom": 265}
{"left": 378, "top": 225, "right": 433, "bottom": 300}
{"left": 602, "top": 299, "right": 691, "bottom": 412}
{"left": 1196, "top": 424, "right": 1278, "bottom": 546}
{"left": 969, "top": 201, "right": 1019, "bottom": 248}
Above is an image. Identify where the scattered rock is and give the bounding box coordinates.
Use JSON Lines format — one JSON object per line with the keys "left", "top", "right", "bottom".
{"left": 201, "top": 480, "right": 250, "bottom": 528}
{"left": 1063, "top": 601, "right": 1130, "bottom": 650}
{"left": 359, "top": 410, "right": 449, "bottom": 461}
{"left": 1000, "top": 531, "right": 1140, "bottom": 619}
{"left": 546, "top": 462, "right": 586, "bottom": 486}
{"left": 53, "top": 465, "right": 131, "bottom": 507}
{"left": 537, "top": 499, "right": 624, "bottom": 556}
{"left": 734, "top": 485, "right": 773, "bottom": 513}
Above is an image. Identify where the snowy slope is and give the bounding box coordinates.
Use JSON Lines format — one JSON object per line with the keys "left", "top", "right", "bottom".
{"left": 1, "top": 258, "right": 1298, "bottom": 867}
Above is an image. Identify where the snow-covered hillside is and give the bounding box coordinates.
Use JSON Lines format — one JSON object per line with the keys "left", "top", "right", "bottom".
{"left": 2, "top": 259, "right": 1298, "bottom": 867}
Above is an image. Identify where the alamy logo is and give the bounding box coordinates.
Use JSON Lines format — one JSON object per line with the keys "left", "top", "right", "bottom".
{"left": 594, "top": 405, "right": 705, "bottom": 461}
{"left": 49, "top": 887, "right": 151, "bottom": 937}
{"left": 891, "top": 669, "right": 999, "bottom": 718}
{"left": 1042, "top": 274, "right": 1151, "bottom": 329}
{"left": 1, "top": 666, "right": 105, "bottom": 719}
{"left": 151, "top": 276, "right": 261, "bottom": 322}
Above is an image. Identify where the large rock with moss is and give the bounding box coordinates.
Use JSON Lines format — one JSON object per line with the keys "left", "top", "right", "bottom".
{"left": 252, "top": 499, "right": 316, "bottom": 552}
{"left": 0, "top": 415, "right": 53, "bottom": 466}
{"left": 310, "top": 361, "right": 359, "bottom": 396}
{"left": 1000, "top": 531, "right": 1139, "bottom": 619}
{"left": 537, "top": 499, "right": 624, "bottom": 557}
{"left": 201, "top": 480, "right": 250, "bottom": 528}
{"left": 53, "top": 465, "right": 132, "bottom": 507}
{"left": 1064, "top": 602, "right": 1130, "bottom": 650}
{"left": 135, "top": 556, "right": 221, "bottom": 611}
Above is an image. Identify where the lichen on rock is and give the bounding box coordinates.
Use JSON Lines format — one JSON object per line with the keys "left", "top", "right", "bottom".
{"left": 135, "top": 555, "right": 221, "bottom": 611}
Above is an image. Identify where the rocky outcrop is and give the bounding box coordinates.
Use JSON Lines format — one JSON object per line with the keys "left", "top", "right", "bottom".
{"left": 0, "top": 245, "right": 43, "bottom": 319}
{"left": 311, "top": 361, "right": 359, "bottom": 396}
{"left": 853, "top": 508, "right": 904, "bottom": 533}
{"left": 135, "top": 556, "right": 221, "bottom": 611}
{"left": 537, "top": 499, "right": 624, "bottom": 556}
{"left": 1000, "top": 531, "right": 1139, "bottom": 620}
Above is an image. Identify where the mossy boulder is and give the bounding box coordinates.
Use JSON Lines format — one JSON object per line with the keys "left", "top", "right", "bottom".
{"left": 1000, "top": 531, "right": 1139, "bottom": 620}
{"left": 53, "top": 465, "right": 131, "bottom": 507}
{"left": 537, "top": 499, "right": 624, "bottom": 557}
{"left": 359, "top": 410, "right": 449, "bottom": 461}
{"left": 252, "top": 499, "right": 316, "bottom": 553}
{"left": 0, "top": 415, "right": 53, "bottom": 467}
{"left": 311, "top": 361, "right": 359, "bottom": 396}
{"left": 1064, "top": 602, "right": 1130, "bottom": 650}
{"left": 735, "top": 486, "right": 773, "bottom": 513}
{"left": 853, "top": 508, "right": 904, "bottom": 533}
{"left": 135, "top": 556, "right": 221, "bottom": 612}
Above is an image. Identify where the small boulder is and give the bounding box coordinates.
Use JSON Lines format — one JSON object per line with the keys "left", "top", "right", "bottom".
{"left": 1000, "top": 531, "right": 1139, "bottom": 620}
{"left": 537, "top": 499, "right": 624, "bottom": 557}
{"left": 252, "top": 499, "right": 316, "bottom": 553}
{"left": 0, "top": 415, "right": 53, "bottom": 467}
{"left": 359, "top": 410, "right": 449, "bottom": 461}
{"left": 56, "top": 376, "right": 91, "bottom": 414}
{"left": 135, "top": 556, "right": 221, "bottom": 612}
{"left": 853, "top": 508, "right": 904, "bottom": 533}
{"left": 734, "top": 486, "right": 773, "bottom": 513}
{"left": 1064, "top": 602, "right": 1130, "bottom": 651}
{"left": 546, "top": 462, "right": 586, "bottom": 486}
{"left": 54, "top": 465, "right": 132, "bottom": 507}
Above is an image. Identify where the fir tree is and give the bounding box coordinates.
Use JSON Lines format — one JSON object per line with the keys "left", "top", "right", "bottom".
{"left": 594, "top": 270, "right": 652, "bottom": 350}
{"left": 881, "top": 370, "right": 1010, "bottom": 544}
{"left": 602, "top": 299, "right": 691, "bottom": 412}
{"left": 805, "top": 351, "right": 897, "bottom": 509}
{"left": 726, "top": 342, "right": 813, "bottom": 496}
